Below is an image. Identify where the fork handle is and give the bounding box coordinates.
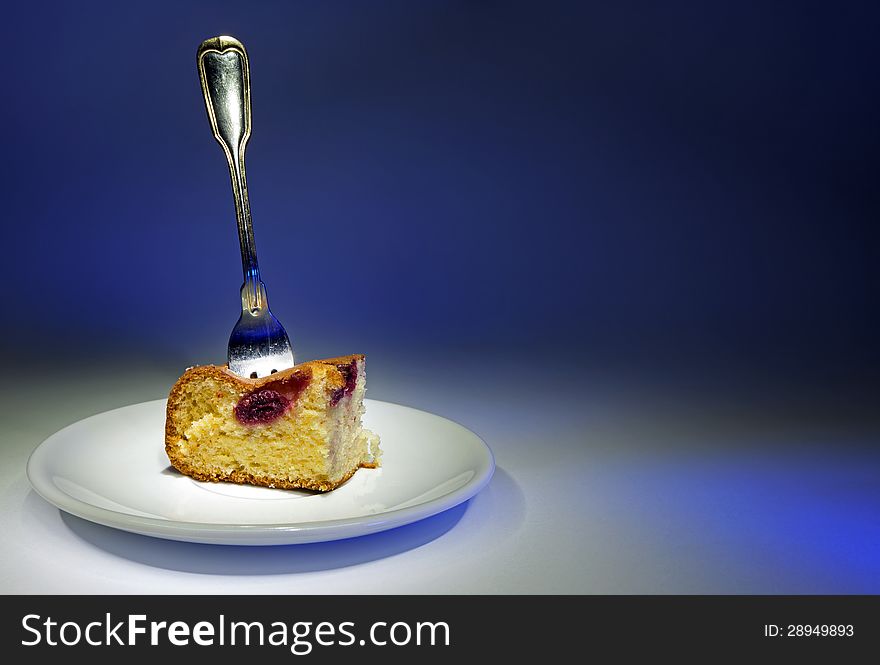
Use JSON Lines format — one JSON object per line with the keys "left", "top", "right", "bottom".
{"left": 197, "top": 36, "right": 263, "bottom": 310}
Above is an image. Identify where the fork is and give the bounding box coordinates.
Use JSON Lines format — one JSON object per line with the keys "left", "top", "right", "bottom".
{"left": 196, "top": 36, "right": 295, "bottom": 378}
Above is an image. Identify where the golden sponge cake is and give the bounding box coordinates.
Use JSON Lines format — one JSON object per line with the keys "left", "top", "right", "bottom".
{"left": 165, "top": 355, "right": 380, "bottom": 492}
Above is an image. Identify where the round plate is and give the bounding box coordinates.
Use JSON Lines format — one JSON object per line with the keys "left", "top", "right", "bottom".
{"left": 26, "top": 399, "right": 494, "bottom": 545}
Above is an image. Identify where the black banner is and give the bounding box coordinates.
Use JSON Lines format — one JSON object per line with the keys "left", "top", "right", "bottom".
{"left": 1, "top": 596, "right": 876, "bottom": 660}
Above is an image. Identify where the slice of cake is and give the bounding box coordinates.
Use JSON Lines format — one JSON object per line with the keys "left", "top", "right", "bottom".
{"left": 165, "top": 355, "right": 380, "bottom": 492}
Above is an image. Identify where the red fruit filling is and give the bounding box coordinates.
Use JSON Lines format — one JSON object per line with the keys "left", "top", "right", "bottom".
{"left": 234, "top": 389, "right": 289, "bottom": 425}
{"left": 330, "top": 361, "right": 359, "bottom": 406}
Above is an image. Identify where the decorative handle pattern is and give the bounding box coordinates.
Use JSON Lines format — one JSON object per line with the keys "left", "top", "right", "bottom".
{"left": 197, "top": 36, "right": 262, "bottom": 311}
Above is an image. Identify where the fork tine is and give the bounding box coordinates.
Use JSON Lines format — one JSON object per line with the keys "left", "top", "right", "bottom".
{"left": 228, "top": 281, "right": 295, "bottom": 378}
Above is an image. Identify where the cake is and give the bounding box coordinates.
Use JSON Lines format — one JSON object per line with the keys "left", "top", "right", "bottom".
{"left": 165, "top": 355, "right": 380, "bottom": 492}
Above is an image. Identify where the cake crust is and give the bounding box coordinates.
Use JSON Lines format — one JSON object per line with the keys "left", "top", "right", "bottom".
{"left": 165, "top": 355, "right": 376, "bottom": 492}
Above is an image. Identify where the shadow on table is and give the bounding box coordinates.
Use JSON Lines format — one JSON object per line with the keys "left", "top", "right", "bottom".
{"left": 48, "top": 467, "right": 524, "bottom": 575}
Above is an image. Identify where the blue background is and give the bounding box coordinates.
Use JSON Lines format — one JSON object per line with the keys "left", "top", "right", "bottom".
{"left": 4, "top": 0, "right": 877, "bottom": 373}
{"left": 2, "top": 1, "right": 879, "bottom": 592}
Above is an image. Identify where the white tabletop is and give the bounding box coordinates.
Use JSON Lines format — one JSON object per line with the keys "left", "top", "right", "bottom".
{"left": 2, "top": 352, "right": 878, "bottom": 594}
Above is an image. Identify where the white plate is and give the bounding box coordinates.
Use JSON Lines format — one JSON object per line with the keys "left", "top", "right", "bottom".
{"left": 27, "top": 399, "right": 494, "bottom": 545}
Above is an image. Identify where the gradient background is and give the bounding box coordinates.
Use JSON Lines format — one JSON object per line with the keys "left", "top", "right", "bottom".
{"left": 1, "top": 1, "right": 878, "bottom": 593}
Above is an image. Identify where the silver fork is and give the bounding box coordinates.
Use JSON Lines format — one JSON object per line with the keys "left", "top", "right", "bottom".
{"left": 196, "top": 36, "right": 295, "bottom": 378}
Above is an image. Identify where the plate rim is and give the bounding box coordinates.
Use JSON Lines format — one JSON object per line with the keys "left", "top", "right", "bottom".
{"left": 26, "top": 398, "right": 495, "bottom": 545}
